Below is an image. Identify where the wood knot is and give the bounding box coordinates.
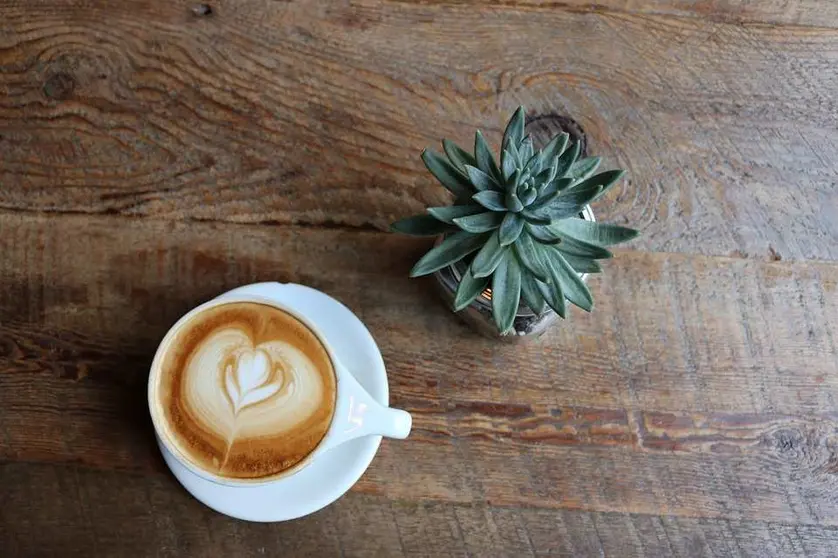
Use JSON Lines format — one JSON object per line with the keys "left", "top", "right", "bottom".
{"left": 525, "top": 113, "right": 588, "bottom": 157}
{"left": 191, "top": 3, "right": 213, "bottom": 16}
{"left": 43, "top": 73, "right": 76, "bottom": 100}
{"left": 766, "top": 425, "right": 838, "bottom": 481}
{"left": 772, "top": 428, "right": 804, "bottom": 456}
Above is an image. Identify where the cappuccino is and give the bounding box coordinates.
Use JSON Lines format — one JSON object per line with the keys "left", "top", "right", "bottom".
{"left": 150, "top": 302, "right": 336, "bottom": 481}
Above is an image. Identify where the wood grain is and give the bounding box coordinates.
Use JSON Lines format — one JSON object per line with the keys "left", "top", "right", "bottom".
{"left": 2, "top": 0, "right": 838, "bottom": 554}
{"left": 5, "top": 462, "right": 838, "bottom": 558}
{"left": 2, "top": 1, "right": 838, "bottom": 260}
{"left": 415, "top": 1, "right": 838, "bottom": 28}
{"left": 1, "top": 212, "right": 837, "bottom": 529}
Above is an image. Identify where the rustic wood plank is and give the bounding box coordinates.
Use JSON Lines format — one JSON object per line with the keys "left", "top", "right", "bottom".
{"left": 2, "top": 1, "right": 837, "bottom": 260}
{"left": 5, "top": 461, "right": 838, "bottom": 558}
{"left": 415, "top": 0, "right": 838, "bottom": 28}
{"left": 519, "top": 507, "right": 838, "bottom": 557}
{"left": 359, "top": 429, "right": 838, "bottom": 524}
{"left": 0, "top": 211, "right": 834, "bottom": 415}
{"left": 0, "top": 461, "right": 382, "bottom": 558}
{"left": 1, "top": 212, "right": 837, "bottom": 527}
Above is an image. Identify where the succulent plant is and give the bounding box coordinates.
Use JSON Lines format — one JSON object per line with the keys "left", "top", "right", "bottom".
{"left": 392, "top": 106, "right": 639, "bottom": 334}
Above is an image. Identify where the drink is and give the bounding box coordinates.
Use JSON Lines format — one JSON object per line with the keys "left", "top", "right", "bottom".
{"left": 149, "top": 302, "right": 337, "bottom": 481}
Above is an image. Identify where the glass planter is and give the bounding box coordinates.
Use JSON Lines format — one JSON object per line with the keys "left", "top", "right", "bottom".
{"left": 431, "top": 112, "right": 593, "bottom": 340}
{"left": 432, "top": 205, "right": 596, "bottom": 340}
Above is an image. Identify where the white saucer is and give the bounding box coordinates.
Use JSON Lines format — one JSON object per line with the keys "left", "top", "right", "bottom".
{"left": 157, "top": 283, "right": 388, "bottom": 522}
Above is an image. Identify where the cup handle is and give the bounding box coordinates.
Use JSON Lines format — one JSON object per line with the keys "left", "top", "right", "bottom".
{"left": 316, "top": 362, "right": 412, "bottom": 455}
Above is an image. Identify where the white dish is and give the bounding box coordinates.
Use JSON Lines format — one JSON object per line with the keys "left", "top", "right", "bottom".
{"left": 157, "top": 282, "right": 387, "bottom": 522}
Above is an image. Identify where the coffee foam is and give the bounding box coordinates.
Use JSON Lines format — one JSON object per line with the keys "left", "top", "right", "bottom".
{"left": 153, "top": 302, "right": 336, "bottom": 480}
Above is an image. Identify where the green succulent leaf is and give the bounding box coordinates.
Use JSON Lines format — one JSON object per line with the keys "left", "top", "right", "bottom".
{"left": 471, "top": 231, "right": 507, "bottom": 278}
{"left": 568, "top": 170, "right": 626, "bottom": 202}
{"left": 491, "top": 253, "right": 522, "bottom": 334}
{"left": 427, "top": 204, "right": 484, "bottom": 224}
{"left": 558, "top": 181, "right": 603, "bottom": 203}
{"left": 521, "top": 186, "right": 538, "bottom": 207}
{"left": 549, "top": 231, "right": 613, "bottom": 259}
{"left": 528, "top": 178, "right": 573, "bottom": 211}
{"left": 453, "top": 266, "right": 490, "bottom": 311}
{"left": 409, "top": 231, "right": 490, "bottom": 277}
{"left": 502, "top": 149, "right": 517, "bottom": 180}
{"left": 453, "top": 211, "right": 505, "bottom": 233}
{"left": 517, "top": 171, "right": 531, "bottom": 189}
{"left": 521, "top": 150, "right": 541, "bottom": 179}
{"left": 518, "top": 166, "right": 535, "bottom": 187}
{"left": 554, "top": 176, "right": 575, "bottom": 192}
{"left": 541, "top": 185, "right": 603, "bottom": 220}
{"left": 532, "top": 183, "right": 565, "bottom": 209}
{"left": 536, "top": 276, "right": 566, "bottom": 318}
{"left": 519, "top": 136, "right": 534, "bottom": 163}
{"left": 473, "top": 190, "right": 507, "bottom": 212}
{"left": 508, "top": 169, "right": 522, "bottom": 191}
{"left": 554, "top": 141, "right": 581, "bottom": 179}
{"left": 569, "top": 156, "right": 602, "bottom": 182}
{"left": 547, "top": 157, "right": 560, "bottom": 183}
{"left": 507, "top": 141, "right": 521, "bottom": 169}
{"left": 513, "top": 232, "right": 549, "bottom": 282}
{"left": 540, "top": 205, "right": 593, "bottom": 222}
{"left": 520, "top": 268, "right": 546, "bottom": 314}
{"left": 562, "top": 254, "right": 602, "bottom": 274}
{"left": 538, "top": 132, "right": 569, "bottom": 169}
{"left": 499, "top": 212, "right": 525, "bottom": 246}
{"left": 525, "top": 223, "right": 562, "bottom": 244}
{"left": 502, "top": 106, "right": 526, "bottom": 151}
{"left": 505, "top": 191, "right": 524, "bottom": 213}
{"left": 475, "top": 131, "right": 503, "bottom": 182}
{"left": 550, "top": 217, "right": 639, "bottom": 246}
{"left": 520, "top": 209, "right": 552, "bottom": 226}
{"left": 531, "top": 166, "right": 554, "bottom": 190}
{"left": 443, "top": 139, "right": 477, "bottom": 172}
{"left": 465, "top": 165, "right": 499, "bottom": 192}
{"left": 391, "top": 214, "right": 457, "bottom": 236}
{"left": 421, "top": 149, "right": 473, "bottom": 200}
{"left": 542, "top": 246, "right": 594, "bottom": 311}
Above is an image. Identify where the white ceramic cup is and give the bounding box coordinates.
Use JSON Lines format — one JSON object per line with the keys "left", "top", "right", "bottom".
{"left": 148, "top": 290, "right": 412, "bottom": 487}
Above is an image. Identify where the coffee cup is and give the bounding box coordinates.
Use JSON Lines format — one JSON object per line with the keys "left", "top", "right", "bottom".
{"left": 148, "top": 289, "right": 412, "bottom": 487}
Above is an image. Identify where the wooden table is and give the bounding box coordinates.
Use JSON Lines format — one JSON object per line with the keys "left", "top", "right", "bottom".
{"left": 2, "top": 1, "right": 837, "bottom": 556}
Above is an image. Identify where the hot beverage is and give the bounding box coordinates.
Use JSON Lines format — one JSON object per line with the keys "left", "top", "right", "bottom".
{"left": 150, "top": 302, "right": 337, "bottom": 481}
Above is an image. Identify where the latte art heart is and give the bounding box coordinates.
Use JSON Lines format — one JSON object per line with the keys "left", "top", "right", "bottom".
{"left": 224, "top": 348, "right": 283, "bottom": 415}
{"left": 184, "top": 330, "right": 323, "bottom": 446}
{"left": 154, "top": 302, "right": 337, "bottom": 480}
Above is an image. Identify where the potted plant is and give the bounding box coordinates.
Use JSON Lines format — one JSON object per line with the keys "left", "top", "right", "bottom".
{"left": 392, "top": 107, "right": 639, "bottom": 338}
